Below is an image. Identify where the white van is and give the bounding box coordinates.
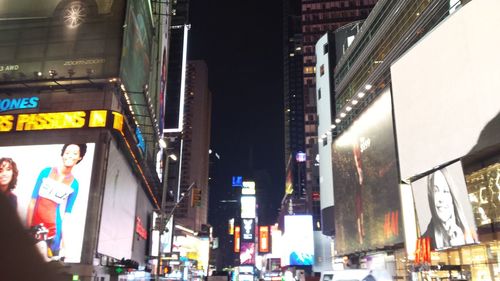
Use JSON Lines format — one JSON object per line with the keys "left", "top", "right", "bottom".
{"left": 320, "top": 270, "right": 393, "bottom": 281}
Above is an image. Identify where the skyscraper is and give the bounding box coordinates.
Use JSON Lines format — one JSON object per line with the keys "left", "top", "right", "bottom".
{"left": 282, "top": 0, "right": 378, "bottom": 231}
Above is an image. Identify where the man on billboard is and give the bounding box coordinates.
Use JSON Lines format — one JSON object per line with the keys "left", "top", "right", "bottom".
{"left": 26, "top": 143, "right": 87, "bottom": 260}
{"left": 422, "top": 167, "right": 478, "bottom": 249}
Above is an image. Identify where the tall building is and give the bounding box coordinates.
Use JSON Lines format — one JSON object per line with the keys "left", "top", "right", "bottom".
{"left": 283, "top": 0, "right": 306, "bottom": 206}
{"left": 282, "top": 0, "right": 378, "bottom": 233}
{"left": 0, "top": 0, "right": 173, "bottom": 280}
{"left": 175, "top": 60, "right": 212, "bottom": 232}
{"left": 301, "top": 0, "right": 378, "bottom": 230}
{"left": 315, "top": 0, "right": 497, "bottom": 278}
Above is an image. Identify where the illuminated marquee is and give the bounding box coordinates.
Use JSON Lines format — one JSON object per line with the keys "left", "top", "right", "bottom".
{"left": 0, "top": 110, "right": 123, "bottom": 132}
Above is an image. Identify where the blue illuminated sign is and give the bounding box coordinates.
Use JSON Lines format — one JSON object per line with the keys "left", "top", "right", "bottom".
{"left": 0, "top": 97, "right": 39, "bottom": 113}
{"left": 135, "top": 127, "right": 146, "bottom": 153}
{"left": 232, "top": 176, "right": 243, "bottom": 187}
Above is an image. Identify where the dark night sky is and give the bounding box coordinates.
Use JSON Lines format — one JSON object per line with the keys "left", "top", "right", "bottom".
{"left": 188, "top": 0, "right": 285, "bottom": 229}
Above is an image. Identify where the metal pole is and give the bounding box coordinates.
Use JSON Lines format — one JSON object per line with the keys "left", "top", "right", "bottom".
{"left": 156, "top": 146, "right": 170, "bottom": 281}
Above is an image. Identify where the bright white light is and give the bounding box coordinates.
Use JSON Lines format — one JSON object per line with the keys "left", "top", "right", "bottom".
{"left": 330, "top": 124, "right": 336, "bottom": 129}
{"left": 365, "top": 84, "right": 372, "bottom": 90}
{"left": 352, "top": 99, "right": 358, "bottom": 105}
{"left": 335, "top": 118, "right": 341, "bottom": 123}
{"left": 358, "top": 92, "right": 365, "bottom": 98}
{"left": 340, "top": 112, "right": 346, "bottom": 118}
{"left": 169, "top": 154, "right": 178, "bottom": 161}
{"left": 346, "top": 106, "right": 352, "bottom": 112}
{"left": 159, "top": 139, "right": 167, "bottom": 149}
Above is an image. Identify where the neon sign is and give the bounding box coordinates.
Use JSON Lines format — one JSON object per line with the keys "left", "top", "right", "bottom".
{"left": 0, "top": 97, "right": 39, "bottom": 113}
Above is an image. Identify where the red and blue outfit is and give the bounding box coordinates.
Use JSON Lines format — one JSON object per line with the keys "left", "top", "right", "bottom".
{"left": 30, "top": 167, "right": 79, "bottom": 255}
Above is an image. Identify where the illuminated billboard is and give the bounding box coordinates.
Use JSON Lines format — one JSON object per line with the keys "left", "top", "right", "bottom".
{"left": 412, "top": 161, "right": 478, "bottom": 250}
{"left": 241, "top": 218, "right": 255, "bottom": 242}
{"left": 234, "top": 226, "right": 240, "bottom": 253}
{"left": 240, "top": 242, "right": 256, "bottom": 265}
{"left": 465, "top": 163, "right": 500, "bottom": 228}
{"left": 0, "top": 143, "right": 95, "bottom": 263}
{"left": 283, "top": 215, "right": 314, "bottom": 266}
{"left": 332, "top": 90, "right": 402, "bottom": 255}
{"left": 0, "top": 0, "right": 125, "bottom": 83}
{"left": 258, "top": 226, "right": 270, "bottom": 253}
{"left": 241, "top": 195, "right": 256, "bottom": 218}
{"left": 120, "top": 0, "right": 152, "bottom": 95}
{"left": 391, "top": 0, "right": 500, "bottom": 181}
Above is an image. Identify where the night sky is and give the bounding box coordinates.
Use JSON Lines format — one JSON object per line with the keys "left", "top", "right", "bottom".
{"left": 188, "top": 0, "right": 285, "bottom": 229}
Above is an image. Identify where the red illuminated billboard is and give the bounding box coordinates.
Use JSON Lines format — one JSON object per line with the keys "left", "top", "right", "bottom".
{"left": 258, "top": 226, "right": 270, "bottom": 253}
{"left": 234, "top": 226, "right": 240, "bottom": 253}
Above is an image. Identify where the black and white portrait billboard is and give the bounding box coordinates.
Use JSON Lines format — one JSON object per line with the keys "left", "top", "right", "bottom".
{"left": 412, "top": 161, "right": 478, "bottom": 250}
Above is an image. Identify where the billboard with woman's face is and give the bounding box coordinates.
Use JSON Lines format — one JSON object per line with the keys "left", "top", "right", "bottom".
{"left": 412, "top": 161, "right": 478, "bottom": 250}
{"left": 0, "top": 143, "right": 95, "bottom": 263}
{"left": 332, "top": 90, "right": 402, "bottom": 255}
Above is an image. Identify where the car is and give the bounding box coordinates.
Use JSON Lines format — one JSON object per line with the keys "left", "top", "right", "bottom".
{"left": 0, "top": 0, "right": 114, "bottom": 28}
{"left": 320, "top": 270, "right": 393, "bottom": 281}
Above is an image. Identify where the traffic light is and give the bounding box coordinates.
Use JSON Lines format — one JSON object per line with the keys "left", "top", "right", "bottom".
{"left": 191, "top": 187, "right": 202, "bottom": 207}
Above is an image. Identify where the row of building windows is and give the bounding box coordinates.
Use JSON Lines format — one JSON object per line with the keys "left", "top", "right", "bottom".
{"left": 302, "top": 0, "right": 376, "bottom": 12}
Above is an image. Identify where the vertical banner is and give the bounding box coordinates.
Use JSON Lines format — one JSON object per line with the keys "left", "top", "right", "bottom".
{"left": 234, "top": 226, "right": 240, "bottom": 253}
{"left": 258, "top": 226, "right": 270, "bottom": 253}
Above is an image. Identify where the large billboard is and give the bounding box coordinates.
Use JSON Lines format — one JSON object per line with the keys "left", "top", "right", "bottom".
{"left": 98, "top": 140, "right": 139, "bottom": 260}
{"left": 120, "top": 0, "right": 153, "bottom": 94}
{"left": 412, "top": 161, "right": 478, "bottom": 250}
{"left": 0, "top": 143, "right": 95, "bottom": 263}
{"left": 391, "top": 0, "right": 500, "bottom": 181}
{"left": 283, "top": 215, "right": 314, "bottom": 266}
{"left": 0, "top": 0, "right": 125, "bottom": 83}
{"left": 332, "top": 90, "right": 402, "bottom": 255}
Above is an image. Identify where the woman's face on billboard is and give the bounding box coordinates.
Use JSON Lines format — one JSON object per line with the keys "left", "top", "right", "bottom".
{"left": 62, "top": 144, "right": 82, "bottom": 168}
{"left": 432, "top": 171, "right": 454, "bottom": 223}
{"left": 0, "top": 161, "right": 13, "bottom": 191}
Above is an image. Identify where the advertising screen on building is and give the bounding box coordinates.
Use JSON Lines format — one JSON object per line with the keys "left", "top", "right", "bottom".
{"left": 120, "top": 0, "right": 152, "bottom": 95}
{"left": 240, "top": 242, "right": 256, "bottom": 265}
{"left": 241, "top": 218, "right": 255, "bottom": 242}
{"left": 258, "top": 226, "right": 270, "bottom": 253}
{"left": 0, "top": 143, "right": 95, "bottom": 263}
{"left": 234, "top": 226, "right": 240, "bottom": 253}
{"left": 412, "top": 161, "right": 478, "bottom": 250}
{"left": 241, "top": 195, "right": 256, "bottom": 218}
{"left": 391, "top": 0, "right": 500, "bottom": 181}
{"left": 0, "top": 0, "right": 125, "bottom": 83}
{"left": 332, "top": 90, "right": 402, "bottom": 255}
{"left": 283, "top": 215, "right": 314, "bottom": 266}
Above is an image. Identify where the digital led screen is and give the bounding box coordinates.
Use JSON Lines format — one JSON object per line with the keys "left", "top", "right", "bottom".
{"left": 241, "top": 196, "right": 256, "bottom": 218}
{"left": 0, "top": 143, "right": 95, "bottom": 263}
{"left": 240, "top": 242, "right": 256, "bottom": 265}
{"left": 241, "top": 218, "right": 255, "bottom": 242}
{"left": 234, "top": 226, "right": 240, "bottom": 253}
{"left": 412, "top": 161, "right": 478, "bottom": 250}
{"left": 120, "top": 0, "right": 152, "bottom": 95}
{"left": 258, "top": 226, "right": 270, "bottom": 253}
{"left": 332, "top": 90, "right": 402, "bottom": 255}
{"left": 0, "top": 0, "right": 125, "bottom": 83}
{"left": 391, "top": 0, "right": 500, "bottom": 181}
{"left": 283, "top": 215, "right": 314, "bottom": 266}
